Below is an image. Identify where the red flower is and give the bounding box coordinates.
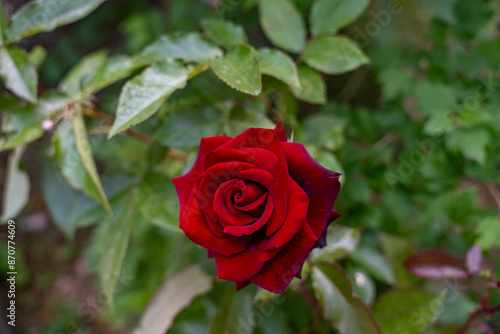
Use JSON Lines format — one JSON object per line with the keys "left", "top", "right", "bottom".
{"left": 172, "top": 123, "right": 341, "bottom": 293}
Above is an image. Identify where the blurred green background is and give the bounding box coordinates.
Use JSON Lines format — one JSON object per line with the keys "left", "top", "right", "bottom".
{"left": 1, "top": 0, "right": 500, "bottom": 333}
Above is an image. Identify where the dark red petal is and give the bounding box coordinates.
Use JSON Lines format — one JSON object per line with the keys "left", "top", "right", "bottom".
{"left": 238, "top": 169, "right": 288, "bottom": 235}
{"left": 223, "top": 195, "right": 274, "bottom": 237}
{"left": 235, "top": 192, "right": 268, "bottom": 217}
{"left": 221, "top": 182, "right": 255, "bottom": 218}
{"left": 173, "top": 136, "right": 231, "bottom": 220}
{"left": 207, "top": 249, "right": 214, "bottom": 258}
{"left": 220, "top": 127, "right": 289, "bottom": 180}
{"left": 274, "top": 122, "right": 287, "bottom": 142}
{"left": 236, "top": 281, "right": 251, "bottom": 291}
{"left": 180, "top": 196, "right": 251, "bottom": 256}
{"left": 213, "top": 181, "right": 257, "bottom": 225}
{"left": 249, "top": 222, "right": 317, "bottom": 294}
{"left": 202, "top": 147, "right": 260, "bottom": 171}
{"left": 282, "top": 142, "right": 341, "bottom": 238}
{"left": 235, "top": 181, "right": 267, "bottom": 205}
{"left": 313, "top": 210, "right": 342, "bottom": 249}
{"left": 195, "top": 161, "right": 256, "bottom": 223}
{"left": 259, "top": 178, "right": 309, "bottom": 250}
{"left": 214, "top": 245, "right": 280, "bottom": 282}
{"left": 241, "top": 147, "right": 290, "bottom": 197}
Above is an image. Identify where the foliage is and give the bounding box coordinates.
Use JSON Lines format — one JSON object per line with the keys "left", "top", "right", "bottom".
{"left": 2, "top": 0, "right": 500, "bottom": 333}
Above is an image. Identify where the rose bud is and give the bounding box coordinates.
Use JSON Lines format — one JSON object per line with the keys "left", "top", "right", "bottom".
{"left": 172, "top": 123, "right": 341, "bottom": 293}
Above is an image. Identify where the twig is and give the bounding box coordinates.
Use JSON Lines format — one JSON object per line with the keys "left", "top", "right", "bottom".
{"left": 457, "top": 304, "right": 500, "bottom": 334}
{"left": 374, "top": 132, "right": 397, "bottom": 149}
{"left": 83, "top": 108, "right": 154, "bottom": 144}
{"left": 485, "top": 183, "right": 500, "bottom": 213}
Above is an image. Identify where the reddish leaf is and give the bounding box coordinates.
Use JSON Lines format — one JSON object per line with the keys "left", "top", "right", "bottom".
{"left": 404, "top": 250, "right": 467, "bottom": 280}
{"left": 465, "top": 244, "right": 482, "bottom": 274}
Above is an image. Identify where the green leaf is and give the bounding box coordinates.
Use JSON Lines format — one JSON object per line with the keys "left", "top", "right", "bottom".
{"left": 414, "top": 82, "right": 456, "bottom": 116}
{"left": 209, "top": 45, "right": 261, "bottom": 95}
{"left": 222, "top": 105, "right": 275, "bottom": 137}
{"left": 1, "top": 91, "right": 69, "bottom": 151}
{"left": 257, "top": 48, "right": 300, "bottom": 87}
{"left": 373, "top": 289, "right": 445, "bottom": 334}
{"left": 59, "top": 50, "right": 108, "bottom": 96}
{"left": 346, "top": 266, "right": 376, "bottom": 306}
{"left": 475, "top": 216, "right": 500, "bottom": 249}
{"left": 447, "top": 128, "right": 490, "bottom": 164}
{"left": 136, "top": 32, "right": 223, "bottom": 64}
{"left": 86, "top": 55, "right": 143, "bottom": 93}
{"left": 72, "top": 105, "right": 113, "bottom": 218}
{"left": 53, "top": 118, "right": 109, "bottom": 210}
{"left": 155, "top": 105, "right": 223, "bottom": 149}
{"left": 0, "top": 46, "right": 37, "bottom": 103}
{"left": 109, "top": 60, "right": 190, "bottom": 137}
{"left": 259, "top": 0, "right": 306, "bottom": 53}
{"left": 5, "top": 0, "right": 107, "bottom": 43}
{"left": 311, "top": 263, "right": 381, "bottom": 334}
{"left": 201, "top": 19, "right": 248, "bottom": 49}
{"left": 100, "top": 200, "right": 134, "bottom": 310}
{"left": 43, "top": 163, "right": 98, "bottom": 236}
{"left": 380, "top": 234, "right": 418, "bottom": 286}
{"left": 60, "top": 52, "right": 143, "bottom": 96}
{"left": 209, "top": 288, "right": 254, "bottom": 334}
{"left": 29, "top": 45, "right": 47, "bottom": 70}
{"left": 303, "top": 36, "right": 369, "bottom": 75}
{"left": 310, "top": 0, "right": 370, "bottom": 35}
{"left": 1, "top": 146, "right": 30, "bottom": 223}
{"left": 134, "top": 266, "right": 213, "bottom": 334}
{"left": 42, "top": 164, "right": 136, "bottom": 237}
{"left": 378, "top": 67, "right": 412, "bottom": 101}
{"left": 310, "top": 225, "right": 361, "bottom": 263}
{"left": 0, "top": 2, "right": 7, "bottom": 45}
{"left": 135, "top": 173, "right": 181, "bottom": 233}
{"left": 290, "top": 66, "right": 326, "bottom": 104}
{"left": 351, "top": 247, "right": 396, "bottom": 285}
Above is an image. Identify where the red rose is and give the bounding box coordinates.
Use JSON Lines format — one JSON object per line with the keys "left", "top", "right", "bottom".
{"left": 172, "top": 123, "right": 341, "bottom": 293}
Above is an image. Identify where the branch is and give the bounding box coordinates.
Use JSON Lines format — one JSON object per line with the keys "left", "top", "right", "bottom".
{"left": 486, "top": 183, "right": 500, "bottom": 214}
{"left": 457, "top": 304, "right": 500, "bottom": 334}
{"left": 83, "top": 108, "right": 154, "bottom": 145}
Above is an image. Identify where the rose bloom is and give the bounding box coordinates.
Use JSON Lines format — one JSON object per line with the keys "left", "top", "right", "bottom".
{"left": 173, "top": 123, "right": 341, "bottom": 293}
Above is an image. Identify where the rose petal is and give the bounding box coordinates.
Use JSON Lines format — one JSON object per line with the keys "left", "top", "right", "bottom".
{"left": 235, "top": 192, "right": 268, "bottom": 217}
{"left": 313, "top": 210, "right": 341, "bottom": 249}
{"left": 214, "top": 182, "right": 257, "bottom": 227}
{"left": 236, "top": 281, "right": 251, "bottom": 291}
{"left": 220, "top": 128, "right": 289, "bottom": 181}
{"left": 214, "top": 245, "right": 280, "bottom": 282}
{"left": 259, "top": 178, "right": 309, "bottom": 250}
{"left": 235, "top": 181, "right": 267, "bottom": 206}
{"left": 241, "top": 147, "right": 290, "bottom": 199}
{"left": 180, "top": 196, "right": 251, "bottom": 256}
{"left": 173, "top": 136, "right": 231, "bottom": 220}
{"left": 223, "top": 195, "right": 274, "bottom": 237}
{"left": 195, "top": 161, "right": 256, "bottom": 223}
{"left": 238, "top": 169, "right": 288, "bottom": 235}
{"left": 274, "top": 122, "right": 287, "bottom": 142}
{"left": 224, "top": 185, "right": 259, "bottom": 219}
{"left": 249, "top": 222, "right": 317, "bottom": 294}
{"left": 282, "top": 142, "right": 341, "bottom": 238}
{"left": 202, "top": 147, "right": 260, "bottom": 171}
